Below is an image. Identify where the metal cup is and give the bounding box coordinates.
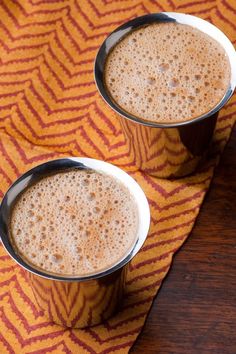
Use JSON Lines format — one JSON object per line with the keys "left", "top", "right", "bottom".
{"left": 94, "top": 12, "right": 236, "bottom": 178}
{"left": 0, "top": 157, "right": 150, "bottom": 328}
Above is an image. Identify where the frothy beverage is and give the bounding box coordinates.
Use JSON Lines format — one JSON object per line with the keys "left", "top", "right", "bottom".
{"left": 105, "top": 22, "right": 231, "bottom": 123}
{"left": 10, "top": 169, "right": 139, "bottom": 275}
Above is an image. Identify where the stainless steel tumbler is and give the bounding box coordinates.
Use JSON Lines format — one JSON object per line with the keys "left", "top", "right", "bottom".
{"left": 94, "top": 13, "right": 236, "bottom": 178}
{"left": 0, "top": 158, "right": 150, "bottom": 328}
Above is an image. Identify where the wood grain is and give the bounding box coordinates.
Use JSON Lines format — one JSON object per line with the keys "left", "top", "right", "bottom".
{"left": 132, "top": 125, "right": 236, "bottom": 354}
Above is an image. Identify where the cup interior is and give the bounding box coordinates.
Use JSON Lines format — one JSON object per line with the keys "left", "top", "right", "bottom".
{"left": 0, "top": 158, "right": 150, "bottom": 282}
{"left": 94, "top": 12, "right": 236, "bottom": 128}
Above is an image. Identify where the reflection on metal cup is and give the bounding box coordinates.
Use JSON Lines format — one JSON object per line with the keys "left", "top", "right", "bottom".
{"left": 0, "top": 158, "right": 150, "bottom": 328}
{"left": 94, "top": 13, "right": 236, "bottom": 178}
{"left": 119, "top": 111, "right": 218, "bottom": 178}
{"left": 28, "top": 265, "right": 126, "bottom": 328}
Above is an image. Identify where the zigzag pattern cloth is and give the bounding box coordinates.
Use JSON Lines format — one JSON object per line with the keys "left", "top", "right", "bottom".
{"left": 0, "top": 0, "right": 235, "bottom": 353}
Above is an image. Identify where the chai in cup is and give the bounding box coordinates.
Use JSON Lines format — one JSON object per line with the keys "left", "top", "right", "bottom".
{"left": 104, "top": 22, "right": 231, "bottom": 123}
{"left": 1, "top": 158, "right": 150, "bottom": 328}
{"left": 10, "top": 169, "right": 139, "bottom": 276}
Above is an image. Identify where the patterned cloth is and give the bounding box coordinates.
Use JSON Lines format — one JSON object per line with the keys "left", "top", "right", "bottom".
{"left": 0, "top": 1, "right": 235, "bottom": 353}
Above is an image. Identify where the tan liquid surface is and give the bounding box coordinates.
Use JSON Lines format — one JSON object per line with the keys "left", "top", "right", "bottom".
{"left": 10, "top": 169, "right": 139, "bottom": 276}
{"left": 105, "top": 22, "right": 231, "bottom": 123}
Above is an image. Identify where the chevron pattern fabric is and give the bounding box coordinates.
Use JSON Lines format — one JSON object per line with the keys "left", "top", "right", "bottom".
{"left": 0, "top": 0, "right": 235, "bottom": 353}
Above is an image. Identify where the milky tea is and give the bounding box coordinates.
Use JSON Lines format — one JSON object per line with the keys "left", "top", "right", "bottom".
{"left": 105, "top": 22, "right": 230, "bottom": 123}
{"left": 10, "top": 169, "right": 139, "bottom": 276}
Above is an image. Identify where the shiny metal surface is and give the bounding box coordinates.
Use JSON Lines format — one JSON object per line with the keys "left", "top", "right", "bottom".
{"left": 29, "top": 266, "right": 126, "bottom": 328}
{"left": 94, "top": 13, "right": 236, "bottom": 178}
{"left": 0, "top": 158, "right": 150, "bottom": 328}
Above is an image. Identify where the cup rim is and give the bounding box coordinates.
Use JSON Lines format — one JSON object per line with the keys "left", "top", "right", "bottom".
{"left": 94, "top": 12, "right": 236, "bottom": 129}
{"left": 0, "top": 157, "right": 150, "bottom": 282}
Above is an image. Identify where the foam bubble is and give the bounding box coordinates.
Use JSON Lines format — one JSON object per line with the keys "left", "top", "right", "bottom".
{"left": 147, "top": 77, "right": 156, "bottom": 85}
{"left": 170, "top": 78, "right": 179, "bottom": 87}
{"left": 159, "top": 63, "right": 169, "bottom": 72}
{"left": 10, "top": 170, "right": 139, "bottom": 276}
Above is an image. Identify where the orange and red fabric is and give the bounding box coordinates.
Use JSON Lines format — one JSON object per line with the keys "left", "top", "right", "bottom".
{"left": 0, "top": 1, "right": 235, "bottom": 353}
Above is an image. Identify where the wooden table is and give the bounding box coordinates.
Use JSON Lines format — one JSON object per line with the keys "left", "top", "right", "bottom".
{"left": 132, "top": 126, "right": 236, "bottom": 354}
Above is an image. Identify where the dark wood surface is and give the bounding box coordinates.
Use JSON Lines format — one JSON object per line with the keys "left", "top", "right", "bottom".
{"left": 132, "top": 126, "right": 236, "bottom": 354}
